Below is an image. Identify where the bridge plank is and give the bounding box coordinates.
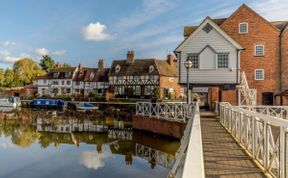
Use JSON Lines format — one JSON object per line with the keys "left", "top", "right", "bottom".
{"left": 201, "top": 115, "right": 266, "bottom": 178}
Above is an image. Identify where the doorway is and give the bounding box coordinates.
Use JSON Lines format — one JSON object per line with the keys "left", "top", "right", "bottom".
{"left": 262, "top": 92, "right": 273, "bottom": 105}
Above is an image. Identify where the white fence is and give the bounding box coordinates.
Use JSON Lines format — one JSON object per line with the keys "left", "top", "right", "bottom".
{"left": 236, "top": 105, "right": 288, "bottom": 120}
{"left": 219, "top": 102, "right": 288, "bottom": 178}
{"left": 136, "top": 102, "right": 194, "bottom": 122}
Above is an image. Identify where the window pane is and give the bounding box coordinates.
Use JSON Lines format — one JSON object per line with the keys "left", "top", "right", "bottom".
{"left": 255, "top": 69, "right": 264, "bottom": 80}
{"left": 239, "top": 23, "right": 248, "bottom": 33}
{"left": 255, "top": 45, "right": 264, "bottom": 56}
{"left": 187, "top": 54, "right": 199, "bottom": 69}
{"left": 217, "top": 54, "right": 229, "bottom": 68}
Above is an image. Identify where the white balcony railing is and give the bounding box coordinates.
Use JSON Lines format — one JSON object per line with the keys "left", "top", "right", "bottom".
{"left": 136, "top": 102, "right": 194, "bottom": 122}
{"left": 219, "top": 102, "right": 288, "bottom": 178}
{"left": 135, "top": 102, "right": 205, "bottom": 178}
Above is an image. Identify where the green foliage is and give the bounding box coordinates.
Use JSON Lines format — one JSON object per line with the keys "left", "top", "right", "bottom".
{"left": 168, "top": 92, "right": 173, "bottom": 99}
{"left": 4, "top": 68, "right": 15, "bottom": 87}
{"left": 154, "top": 86, "right": 161, "bottom": 99}
{"left": 39, "top": 55, "right": 55, "bottom": 73}
{"left": 88, "top": 91, "right": 103, "bottom": 99}
{"left": 124, "top": 87, "right": 134, "bottom": 97}
{"left": 13, "top": 58, "right": 45, "bottom": 86}
{"left": 0, "top": 68, "right": 4, "bottom": 87}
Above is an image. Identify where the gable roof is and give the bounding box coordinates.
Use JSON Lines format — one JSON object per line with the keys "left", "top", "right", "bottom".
{"left": 73, "top": 67, "right": 109, "bottom": 82}
{"left": 175, "top": 17, "right": 243, "bottom": 52}
{"left": 109, "top": 59, "right": 178, "bottom": 77}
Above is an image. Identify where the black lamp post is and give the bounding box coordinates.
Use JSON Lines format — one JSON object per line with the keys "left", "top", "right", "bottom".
{"left": 184, "top": 59, "right": 193, "bottom": 104}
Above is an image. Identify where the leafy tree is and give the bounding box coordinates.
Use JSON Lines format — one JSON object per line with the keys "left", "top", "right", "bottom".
{"left": 154, "top": 86, "right": 161, "bottom": 99}
{"left": 4, "top": 68, "right": 15, "bottom": 87}
{"left": 0, "top": 68, "right": 4, "bottom": 87}
{"left": 13, "top": 58, "right": 45, "bottom": 86}
{"left": 39, "top": 55, "right": 55, "bottom": 72}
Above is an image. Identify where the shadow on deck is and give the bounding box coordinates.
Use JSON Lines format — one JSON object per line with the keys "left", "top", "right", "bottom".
{"left": 200, "top": 112, "right": 267, "bottom": 178}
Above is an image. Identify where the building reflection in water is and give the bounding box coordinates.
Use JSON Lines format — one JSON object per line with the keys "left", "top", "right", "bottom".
{"left": 0, "top": 117, "right": 178, "bottom": 170}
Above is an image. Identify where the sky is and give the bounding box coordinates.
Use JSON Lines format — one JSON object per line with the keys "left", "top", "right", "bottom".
{"left": 0, "top": 0, "right": 287, "bottom": 69}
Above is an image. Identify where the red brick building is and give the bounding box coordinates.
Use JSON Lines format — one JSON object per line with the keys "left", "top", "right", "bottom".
{"left": 176, "top": 4, "right": 288, "bottom": 106}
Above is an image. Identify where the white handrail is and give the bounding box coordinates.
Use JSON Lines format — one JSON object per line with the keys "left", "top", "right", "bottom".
{"left": 236, "top": 105, "right": 288, "bottom": 119}
{"left": 219, "top": 102, "right": 288, "bottom": 178}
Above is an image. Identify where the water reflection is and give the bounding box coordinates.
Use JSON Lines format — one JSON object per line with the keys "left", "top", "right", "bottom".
{"left": 0, "top": 117, "right": 179, "bottom": 178}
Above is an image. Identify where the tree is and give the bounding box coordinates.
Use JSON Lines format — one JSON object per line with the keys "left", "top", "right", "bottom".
{"left": 13, "top": 58, "right": 45, "bottom": 86}
{"left": 0, "top": 68, "right": 4, "bottom": 87}
{"left": 39, "top": 55, "right": 55, "bottom": 72}
{"left": 4, "top": 69, "right": 15, "bottom": 87}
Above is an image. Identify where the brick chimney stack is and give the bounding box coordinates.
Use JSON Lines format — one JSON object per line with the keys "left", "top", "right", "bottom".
{"left": 98, "top": 59, "right": 105, "bottom": 71}
{"left": 126, "top": 50, "right": 135, "bottom": 64}
{"left": 167, "top": 53, "right": 174, "bottom": 66}
{"left": 55, "top": 63, "right": 62, "bottom": 68}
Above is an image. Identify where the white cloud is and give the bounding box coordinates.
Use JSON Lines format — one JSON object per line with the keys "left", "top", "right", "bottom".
{"left": 117, "top": 0, "right": 175, "bottom": 30}
{"left": 250, "top": 0, "right": 288, "bottom": 21}
{"left": 35, "top": 48, "right": 49, "bottom": 57}
{"left": 80, "top": 151, "right": 110, "bottom": 170}
{"left": 1, "top": 40, "right": 16, "bottom": 46}
{"left": 82, "top": 22, "right": 112, "bottom": 41}
{"left": 52, "top": 50, "right": 66, "bottom": 56}
{"left": 0, "top": 50, "right": 23, "bottom": 64}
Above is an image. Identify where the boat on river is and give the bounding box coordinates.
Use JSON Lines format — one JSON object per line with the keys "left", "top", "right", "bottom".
{"left": 0, "top": 97, "right": 20, "bottom": 108}
{"left": 30, "top": 99, "right": 67, "bottom": 110}
{"left": 76, "top": 102, "right": 98, "bottom": 111}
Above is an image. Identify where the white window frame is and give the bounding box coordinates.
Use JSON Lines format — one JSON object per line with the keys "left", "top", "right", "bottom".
{"left": 239, "top": 22, "right": 248, "bottom": 34}
{"left": 255, "top": 45, "right": 265, "bottom": 56}
{"left": 216, "top": 53, "right": 229, "bottom": 69}
{"left": 187, "top": 54, "right": 199, "bottom": 69}
{"left": 255, "top": 69, "right": 265, "bottom": 80}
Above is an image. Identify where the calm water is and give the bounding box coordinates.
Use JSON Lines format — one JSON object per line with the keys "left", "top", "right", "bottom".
{"left": 0, "top": 116, "right": 179, "bottom": 178}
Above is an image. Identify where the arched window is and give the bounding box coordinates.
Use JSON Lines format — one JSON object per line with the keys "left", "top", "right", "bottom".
{"left": 149, "top": 65, "right": 154, "bottom": 73}
{"left": 115, "top": 65, "right": 121, "bottom": 73}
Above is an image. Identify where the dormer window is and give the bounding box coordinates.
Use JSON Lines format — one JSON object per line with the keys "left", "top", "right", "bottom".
{"left": 149, "top": 65, "right": 154, "bottom": 73}
{"left": 115, "top": 65, "right": 121, "bottom": 73}
{"left": 79, "top": 71, "right": 84, "bottom": 76}
{"left": 239, "top": 23, "right": 248, "bottom": 34}
{"left": 65, "top": 72, "right": 71, "bottom": 78}
{"left": 53, "top": 72, "right": 59, "bottom": 78}
{"left": 203, "top": 23, "right": 213, "bottom": 33}
{"left": 90, "top": 73, "right": 95, "bottom": 79}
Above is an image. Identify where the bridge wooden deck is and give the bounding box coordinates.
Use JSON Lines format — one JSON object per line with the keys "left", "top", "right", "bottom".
{"left": 200, "top": 113, "right": 267, "bottom": 178}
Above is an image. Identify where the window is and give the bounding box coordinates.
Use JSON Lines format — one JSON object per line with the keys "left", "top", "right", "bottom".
{"left": 90, "top": 73, "right": 95, "bottom": 79}
{"left": 187, "top": 54, "right": 199, "bottom": 69}
{"left": 135, "top": 86, "right": 141, "bottom": 95}
{"left": 169, "top": 77, "right": 174, "bottom": 82}
{"left": 203, "top": 23, "right": 213, "bottom": 33}
{"left": 66, "top": 88, "right": 71, "bottom": 93}
{"left": 255, "top": 45, "right": 264, "bottom": 56}
{"left": 76, "top": 81, "right": 80, "bottom": 86}
{"left": 115, "top": 65, "right": 121, "bottom": 73}
{"left": 255, "top": 69, "right": 264, "bottom": 80}
{"left": 217, "top": 53, "right": 229, "bottom": 68}
{"left": 53, "top": 73, "right": 59, "bottom": 78}
{"left": 62, "top": 80, "right": 65, "bottom": 85}
{"left": 67, "top": 81, "right": 71, "bottom": 85}
{"left": 52, "top": 81, "right": 59, "bottom": 85}
{"left": 43, "top": 80, "right": 47, "bottom": 84}
{"left": 239, "top": 23, "right": 248, "bottom": 33}
{"left": 65, "top": 72, "right": 71, "bottom": 78}
{"left": 149, "top": 65, "right": 154, "bottom": 73}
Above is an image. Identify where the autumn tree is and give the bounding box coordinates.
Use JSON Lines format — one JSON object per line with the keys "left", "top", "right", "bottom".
{"left": 39, "top": 55, "right": 55, "bottom": 72}
{"left": 62, "top": 63, "right": 72, "bottom": 68}
{"left": 4, "top": 68, "right": 15, "bottom": 87}
{"left": 13, "top": 58, "right": 45, "bottom": 86}
{"left": 0, "top": 68, "right": 4, "bottom": 87}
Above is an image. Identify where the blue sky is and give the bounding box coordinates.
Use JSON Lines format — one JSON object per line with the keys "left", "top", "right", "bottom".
{"left": 0, "top": 0, "right": 287, "bottom": 69}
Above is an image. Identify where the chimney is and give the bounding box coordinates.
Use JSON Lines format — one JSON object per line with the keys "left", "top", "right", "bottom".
{"left": 126, "top": 50, "right": 135, "bottom": 64}
{"left": 167, "top": 53, "right": 174, "bottom": 66}
{"left": 55, "top": 63, "right": 62, "bottom": 68}
{"left": 98, "top": 59, "right": 105, "bottom": 71}
{"left": 78, "top": 63, "right": 83, "bottom": 70}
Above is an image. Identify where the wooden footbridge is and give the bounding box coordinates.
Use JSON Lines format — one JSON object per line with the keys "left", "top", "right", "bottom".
{"left": 136, "top": 102, "right": 288, "bottom": 178}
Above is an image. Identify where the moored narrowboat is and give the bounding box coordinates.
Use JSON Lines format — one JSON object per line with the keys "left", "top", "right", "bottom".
{"left": 30, "top": 99, "right": 67, "bottom": 110}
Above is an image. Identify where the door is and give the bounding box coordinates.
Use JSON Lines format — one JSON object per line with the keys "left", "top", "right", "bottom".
{"left": 262, "top": 92, "right": 273, "bottom": 105}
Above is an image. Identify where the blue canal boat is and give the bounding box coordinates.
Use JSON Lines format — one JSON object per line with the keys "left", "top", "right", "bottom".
{"left": 76, "top": 102, "right": 98, "bottom": 111}
{"left": 30, "top": 99, "right": 67, "bottom": 110}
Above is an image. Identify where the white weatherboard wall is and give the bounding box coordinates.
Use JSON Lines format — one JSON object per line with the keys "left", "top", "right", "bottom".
{"left": 178, "top": 24, "right": 239, "bottom": 84}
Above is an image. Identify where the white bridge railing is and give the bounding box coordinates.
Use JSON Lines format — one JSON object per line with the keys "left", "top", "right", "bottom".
{"left": 136, "top": 102, "right": 194, "bottom": 122}
{"left": 219, "top": 102, "right": 288, "bottom": 178}
{"left": 236, "top": 105, "right": 288, "bottom": 120}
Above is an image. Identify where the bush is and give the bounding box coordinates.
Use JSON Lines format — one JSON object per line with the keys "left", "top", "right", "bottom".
{"left": 124, "top": 88, "right": 134, "bottom": 98}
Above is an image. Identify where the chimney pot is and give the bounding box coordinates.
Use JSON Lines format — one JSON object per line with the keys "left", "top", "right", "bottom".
{"left": 126, "top": 50, "right": 135, "bottom": 64}
{"left": 167, "top": 53, "right": 174, "bottom": 66}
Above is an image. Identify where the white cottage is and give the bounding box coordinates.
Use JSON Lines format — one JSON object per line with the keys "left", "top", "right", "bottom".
{"left": 174, "top": 17, "right": 243, "bottom": 107}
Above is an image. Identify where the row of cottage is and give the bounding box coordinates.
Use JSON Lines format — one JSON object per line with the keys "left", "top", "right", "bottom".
{"left": 34, "top": 4, "right": 288, "bottom": 106}
{"left": 33, "top": 52, "right": 182, "bottom": 99}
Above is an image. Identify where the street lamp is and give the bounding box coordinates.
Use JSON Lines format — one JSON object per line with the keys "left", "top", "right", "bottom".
{"left": 184, "top": 59, "right": 193, "bottom": 104}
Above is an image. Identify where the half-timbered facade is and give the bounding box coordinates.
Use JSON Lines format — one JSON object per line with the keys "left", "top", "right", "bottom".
{"left": 108, "top": 51, "right": 182, "bottom": 99}
{"left": 34, "top": 59, "right": 109, "bottom": 97}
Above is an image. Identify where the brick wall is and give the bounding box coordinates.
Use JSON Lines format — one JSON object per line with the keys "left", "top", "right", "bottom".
{"left": 221, "top": 90, "right": 238, "bottom": 105}
{"left": 159, "top": 76, "right": 182, "bottom": 99}
{"left": 220, "top": 5, "right": 279, "bottom": 105}
{"left": 281, "top": 28, "right": 288, "bottom": 91}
